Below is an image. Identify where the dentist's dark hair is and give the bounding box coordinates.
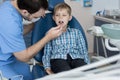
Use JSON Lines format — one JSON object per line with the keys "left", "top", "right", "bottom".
{"left": 17, "top": 0, "right": 48, "bottom": 14}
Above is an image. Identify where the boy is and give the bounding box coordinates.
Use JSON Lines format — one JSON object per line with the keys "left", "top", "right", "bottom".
{"left": 42, "top": 3, "right": 90, "bottom": 75}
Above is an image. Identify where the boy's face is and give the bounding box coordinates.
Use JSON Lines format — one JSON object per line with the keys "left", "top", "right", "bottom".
{"left": 53, "top": 9, "right": 72, "bottom": 31}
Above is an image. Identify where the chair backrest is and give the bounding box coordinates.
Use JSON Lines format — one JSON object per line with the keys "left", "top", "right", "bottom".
{"left": 31, "top": 0, "right": 88, "bottom": 63}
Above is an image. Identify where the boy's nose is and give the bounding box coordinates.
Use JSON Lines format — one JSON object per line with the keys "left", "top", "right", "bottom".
{"left": 59, "top": 15, "right": 63, "bottom": 19}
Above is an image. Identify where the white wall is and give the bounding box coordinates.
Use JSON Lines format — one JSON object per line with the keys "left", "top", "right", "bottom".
{"left": 92, "top": 0, "right": 119, "bottom": 15}
{"left": 65, "top": 0, "right": 120, "bottom": 54}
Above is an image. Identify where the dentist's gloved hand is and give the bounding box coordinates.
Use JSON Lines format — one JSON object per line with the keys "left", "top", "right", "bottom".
{"left": 23, "top": 17, "right": 40, "bottom": 25}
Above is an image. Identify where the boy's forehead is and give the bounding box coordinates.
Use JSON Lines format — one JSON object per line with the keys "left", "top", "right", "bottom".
{"left": 56, "top": 8, "right": 67, "bottom": 12}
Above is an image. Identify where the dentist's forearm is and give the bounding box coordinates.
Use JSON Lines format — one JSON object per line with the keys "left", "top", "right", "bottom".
{"left": 14, "top": 26, "right": 62, "bottom": 62}
{"left": 14, "top": 35, "right": 50, "bottom": 62}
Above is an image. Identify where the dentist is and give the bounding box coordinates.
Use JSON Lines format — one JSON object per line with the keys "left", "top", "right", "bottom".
{"left": 0, "top": 0, "right": 63, "bottom": 80}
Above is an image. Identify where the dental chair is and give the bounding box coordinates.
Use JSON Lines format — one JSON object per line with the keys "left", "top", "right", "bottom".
{"left": 31, "top": 0, "right": 88, "bottom": 79}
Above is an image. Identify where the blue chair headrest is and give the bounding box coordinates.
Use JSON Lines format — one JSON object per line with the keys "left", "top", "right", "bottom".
{"left": 48, "top": 0, "right": 64, "bottom": 11}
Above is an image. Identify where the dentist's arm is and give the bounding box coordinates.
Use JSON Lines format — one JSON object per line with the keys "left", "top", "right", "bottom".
{"left": 14, "top": 25, "right": 63, "bottom": 62}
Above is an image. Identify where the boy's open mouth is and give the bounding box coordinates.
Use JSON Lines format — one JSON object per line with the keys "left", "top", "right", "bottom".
{"left": 59, "top": 21, "right": 64, "bottom": 24}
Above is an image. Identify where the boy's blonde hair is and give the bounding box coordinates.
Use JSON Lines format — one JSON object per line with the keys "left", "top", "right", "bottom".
{"left": 53, "top": 3, "right": 71, "bottom": 15}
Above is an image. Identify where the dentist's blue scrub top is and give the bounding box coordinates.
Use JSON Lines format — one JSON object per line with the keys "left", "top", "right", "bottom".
{"left": 0, "top": 1, "right": 33, "bottom": 80}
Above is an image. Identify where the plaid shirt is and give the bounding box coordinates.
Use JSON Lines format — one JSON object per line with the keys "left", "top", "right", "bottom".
{"left": 42, "top": 27, "right": 90, "bottom": 69}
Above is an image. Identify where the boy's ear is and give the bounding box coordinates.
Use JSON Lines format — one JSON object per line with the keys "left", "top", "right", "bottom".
{"left": 69, "top": 15, "right": 72, "bottom": 21}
